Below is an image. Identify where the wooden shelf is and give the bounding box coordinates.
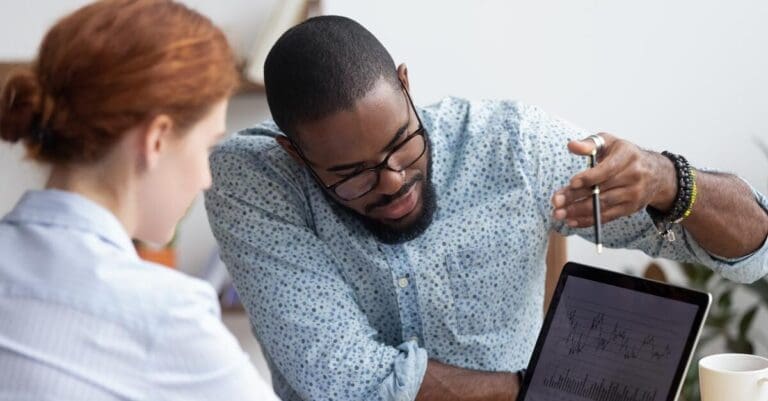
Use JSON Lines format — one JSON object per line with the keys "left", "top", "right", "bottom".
{"left": 1, "top": 61, "right": 263, "bottom": 95}
{"left": 238, "top": 74, "right": 265, "bottom": 94}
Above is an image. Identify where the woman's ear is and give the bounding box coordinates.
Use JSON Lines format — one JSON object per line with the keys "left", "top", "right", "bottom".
{"left": 139, "top": 114, "right": 174, "bottom": 170}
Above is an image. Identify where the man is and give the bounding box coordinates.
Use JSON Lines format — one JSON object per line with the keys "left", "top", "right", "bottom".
{"left": 205, "top": 16, "right": 768, "bottom": 401}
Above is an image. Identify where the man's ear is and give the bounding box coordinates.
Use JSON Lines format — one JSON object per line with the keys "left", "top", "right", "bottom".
{"left": 397, "top": 63, "right": 410, "bottom": 91}
{"left": 140, "top": 114, "right": 174, "bottom": 170}
{"left": 275, "top": 135, "right": 303, "bottom": 164}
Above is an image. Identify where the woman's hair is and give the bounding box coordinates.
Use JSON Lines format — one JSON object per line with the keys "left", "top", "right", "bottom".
{"left": 0, "top": 0, "right": 239, "bottom": 164}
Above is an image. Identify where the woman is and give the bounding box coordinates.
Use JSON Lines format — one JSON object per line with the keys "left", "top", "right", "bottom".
{"left": 0, "top": 1, "right": 279, "bottom": 399}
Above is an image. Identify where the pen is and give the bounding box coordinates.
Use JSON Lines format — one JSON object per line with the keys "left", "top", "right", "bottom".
{"left": 590, "top": 148, "right": 603, "bottom": 254}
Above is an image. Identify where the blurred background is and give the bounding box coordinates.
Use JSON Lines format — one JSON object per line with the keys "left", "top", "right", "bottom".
{"left": 1, "top": 0, "right": 766, "bottom": 396}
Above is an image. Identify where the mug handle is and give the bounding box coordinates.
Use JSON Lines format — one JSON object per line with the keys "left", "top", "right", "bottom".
{"left": 761, "top": 377, "right": 768, "bottom": 401}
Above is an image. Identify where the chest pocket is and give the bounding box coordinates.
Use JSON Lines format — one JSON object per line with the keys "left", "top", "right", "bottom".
{"left": 445, "top": 243, "right": 519, "bottom": 336}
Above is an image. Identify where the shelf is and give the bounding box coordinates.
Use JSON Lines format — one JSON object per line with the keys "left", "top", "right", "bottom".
{"left": 238, "top": 75, "right": 265, "bottom": 94}
{"left": 1, "top": 61, "right": 263, "bottom": 95}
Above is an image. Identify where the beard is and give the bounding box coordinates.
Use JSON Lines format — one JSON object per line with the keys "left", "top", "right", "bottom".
{"left": 327, "top": 139, "right": 438, "bottom": 245}
{"left": 359, "top": 169, "right": 437, "bottom": 244}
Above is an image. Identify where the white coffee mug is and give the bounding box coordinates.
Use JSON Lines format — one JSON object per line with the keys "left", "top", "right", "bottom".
{"left": 699, "top": 353, "right": 768, "bottom": 401}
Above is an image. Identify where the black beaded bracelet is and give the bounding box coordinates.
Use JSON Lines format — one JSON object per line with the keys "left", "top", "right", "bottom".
{"left": 646, "top": 151, "right": 696, "bottom": 241}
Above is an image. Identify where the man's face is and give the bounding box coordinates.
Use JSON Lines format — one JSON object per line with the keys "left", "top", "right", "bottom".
{"left": 289, "top": 78, "right": 436, "bottom": 243}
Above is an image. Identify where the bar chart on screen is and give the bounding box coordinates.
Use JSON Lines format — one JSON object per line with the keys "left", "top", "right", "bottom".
{"left": 542, "top": 367, "right": 657, "bottom": 401}
{"left": 525, "top": 276, "right": 698, "bottom": 401}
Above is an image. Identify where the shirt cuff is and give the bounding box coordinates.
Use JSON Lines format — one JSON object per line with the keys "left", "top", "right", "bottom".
{"left": 684, "top": 179, "right": 768, "bottom": 283}
{"left": 377, "top": 340, "right": 429, "bottom": 401}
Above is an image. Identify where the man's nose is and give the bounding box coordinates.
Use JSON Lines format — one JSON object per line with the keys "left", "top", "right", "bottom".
{"left": 374, "top": 169, "right": 406, "bottom": 196}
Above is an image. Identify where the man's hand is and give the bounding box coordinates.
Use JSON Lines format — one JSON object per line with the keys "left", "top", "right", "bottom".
{"left": 550, "top": 132, "right": 768, "bottom": 259}
{"left": 551, "top": 132, "right": 676, "bottom": 228}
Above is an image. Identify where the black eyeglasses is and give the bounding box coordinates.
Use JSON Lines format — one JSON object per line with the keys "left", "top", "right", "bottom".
{"left": 290, "top": 83, "right": 427, "bottom": 201}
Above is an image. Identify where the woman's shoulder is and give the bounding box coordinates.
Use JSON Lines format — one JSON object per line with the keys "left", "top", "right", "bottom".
{"left": 0, "top": 231, "right": 218, "bottom": 337}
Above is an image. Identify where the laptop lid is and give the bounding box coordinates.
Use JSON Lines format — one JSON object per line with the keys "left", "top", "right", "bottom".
{"left": 517, "top": 262, "right": 711, "bottom": 401}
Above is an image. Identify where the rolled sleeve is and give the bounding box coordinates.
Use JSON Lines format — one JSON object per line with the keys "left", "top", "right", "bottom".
{"left": 378, "top": 341, "right": 428, "bottom": 401}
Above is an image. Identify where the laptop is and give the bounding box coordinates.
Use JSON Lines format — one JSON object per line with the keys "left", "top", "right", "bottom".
{"left": 517, "top": 262, "right": 711, "bottom": 401}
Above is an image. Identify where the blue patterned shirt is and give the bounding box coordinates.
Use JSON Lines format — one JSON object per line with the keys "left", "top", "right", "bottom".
{"left": 205, "top": 98, "right": 768, "bottom": 401}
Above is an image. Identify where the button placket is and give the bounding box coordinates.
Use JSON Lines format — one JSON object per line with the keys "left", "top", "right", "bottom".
{"left": 381, "top": 245, "right": 424, "bottom": 345}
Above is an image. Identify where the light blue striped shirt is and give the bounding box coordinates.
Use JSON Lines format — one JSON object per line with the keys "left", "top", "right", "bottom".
{"left": 0, "top": 190, "right": 279, "bottom": 401}
{"left": 205, "top": 98, "right": 768, "bottom": 401}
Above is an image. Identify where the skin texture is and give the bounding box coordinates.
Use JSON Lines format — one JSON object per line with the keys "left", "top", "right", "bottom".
{"left": 46, "top": 100, "right": 229, "bottom": 245}
{"left": 416, "top": 360, "right": 520, "bottom": 401}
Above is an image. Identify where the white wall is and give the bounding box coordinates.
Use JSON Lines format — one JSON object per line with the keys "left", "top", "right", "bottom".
{"left": 0, "top": 0, "right": 279, "bottom": 60}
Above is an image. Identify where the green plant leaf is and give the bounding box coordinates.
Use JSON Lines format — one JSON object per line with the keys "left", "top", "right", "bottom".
{"left": 677, "top": 255, "right": 768, "bottom": 401}
{"left": 738, "top": 305, "right": 759, "bottom": 340}
{"left": 682, "top": 361, "right": 701, "bottom": 401}
{"left": 745, "top": 279, "right": 768, "bottom": 306}
{"left": 682, "top": 263, "right": 714, "bottom": 289}
{"left": 726, "top": 335, "right": 755, "bottom": 354}
{"left": 717, "top": 288, "right": 733, "bottom": 310}
{"left": 705, "top": 311, "right": 735, "bottom": 330}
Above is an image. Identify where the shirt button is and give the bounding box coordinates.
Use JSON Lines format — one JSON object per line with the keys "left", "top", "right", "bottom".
{"left": 397, "top": 277, "right": 409, "bottom": 288}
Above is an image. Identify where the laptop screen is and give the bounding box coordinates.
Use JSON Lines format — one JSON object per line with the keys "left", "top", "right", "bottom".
{"left": 521, "top": 273, "right": 703, "bottom": 401}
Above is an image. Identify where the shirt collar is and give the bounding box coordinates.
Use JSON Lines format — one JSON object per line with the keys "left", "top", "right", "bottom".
{"left": 3, "top": 189, "right": 138, "bottom": 257}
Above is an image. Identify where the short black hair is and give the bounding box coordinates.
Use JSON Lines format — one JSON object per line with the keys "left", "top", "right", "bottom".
{"left": 263, "top": 15, "right": 400, "bottom": 138}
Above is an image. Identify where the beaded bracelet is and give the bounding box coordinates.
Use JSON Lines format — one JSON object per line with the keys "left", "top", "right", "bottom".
{"left": 646, "top": 151, "right": 698, "bottom": 241}
{"left": 682, "top": 170, "right": 698, "bottom": 220}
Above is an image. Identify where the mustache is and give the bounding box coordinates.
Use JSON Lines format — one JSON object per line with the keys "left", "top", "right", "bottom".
{"left": 365, "top": 173, "right": 424, "bottom": 214}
